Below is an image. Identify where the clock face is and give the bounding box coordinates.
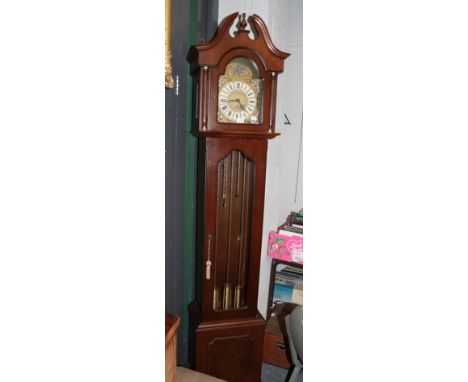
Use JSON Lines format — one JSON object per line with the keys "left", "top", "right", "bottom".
{"left": 217, "top": 58, "right": 263, "bottom": 125}
{"left": 218, "top": 80, "right": 258, "bottom": 124}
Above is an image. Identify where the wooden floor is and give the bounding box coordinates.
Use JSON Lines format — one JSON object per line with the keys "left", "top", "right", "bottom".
{"left": 175, "top": 367, "right": 227, "bottom": 382}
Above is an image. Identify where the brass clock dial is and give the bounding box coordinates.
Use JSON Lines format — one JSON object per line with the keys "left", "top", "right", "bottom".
{"left": 218, "top": 80, "right": 257, "bottom": 123}
{"left": 217, "top": 58, "right": 263, "bottom": 125}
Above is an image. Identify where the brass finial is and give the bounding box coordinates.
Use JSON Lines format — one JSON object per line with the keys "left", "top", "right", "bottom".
{"left": 239, "top": 13, "right": 248, "bottom": 30}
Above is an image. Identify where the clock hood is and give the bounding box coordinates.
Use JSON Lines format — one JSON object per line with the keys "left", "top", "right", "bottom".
{"left": 187, "top": 13, "right": 290, "bottom": 74}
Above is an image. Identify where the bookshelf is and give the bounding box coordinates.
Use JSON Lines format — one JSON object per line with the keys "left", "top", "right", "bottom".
{"left": 263, "top": 257, "right": 302, "bottom": 368}
{"left": 267, "top": 259, "right": 303, "bottom": 319}
{"left": 263, "top": 210, "right": 303, "bottom": 368}
{"left": 265, "top": 209, "right": 303, "bottom": 318}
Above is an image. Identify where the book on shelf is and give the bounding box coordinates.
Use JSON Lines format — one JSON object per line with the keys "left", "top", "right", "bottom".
{"left": 275, "top": 273, "right": 301, "bottom": 287}
{"left": 273, "top": 278, "right": 303, "bottom": 305}
{"left": 286, "top": 210, "right": 303, "bottom": 227}
{"left": 278, "top": 224, "right": 303, "bottom": 236}
{"left": 290, "top": 209, "right": 303, "bottom": 217}
{"left": 292, "top": 288, "right": 303, "bottom": 305}
{"left": 278, "top": 229, "right": 302, "bottom": 238}
{"left": 287, "top": 216, "right": 303, "bottom": 227}
{"left": 275, "top": 271, "right": 302, "bottom": 297}
{"left": 281, "top": 265, "right": 303, "bottom": 277}
{"left": 273, "top": 284, "right": 294, "bottom": 302}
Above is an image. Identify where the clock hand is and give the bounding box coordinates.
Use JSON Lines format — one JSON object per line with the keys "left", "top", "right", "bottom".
{"left": 227, "top": 99, "right": 246, "bottom": 110}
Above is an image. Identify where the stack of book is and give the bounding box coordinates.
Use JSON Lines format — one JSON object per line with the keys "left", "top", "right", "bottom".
{"left": 278, "top": 209, "right": 303, "bottom": 237}
{"left": 267, "top": 209, "right": 303, "bottom": 264}
{"left": 272, "top": 265, "right": 303, "bottom": 305}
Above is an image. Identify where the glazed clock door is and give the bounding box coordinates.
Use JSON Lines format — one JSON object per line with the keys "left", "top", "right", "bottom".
{"left": 202, "top": 137, "right": 267, "bottom": 321}
{"left": 208, "top": 52, "right": 272, "bottom": 134}
{"left": 217, "top": 57, "right": 264, "bottom": 125}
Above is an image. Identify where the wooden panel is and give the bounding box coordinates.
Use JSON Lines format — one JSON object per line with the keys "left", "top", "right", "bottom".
{"left": 262, "top": 332, "right": 291, "bottom": 369}
{"left": 208, "top": 335, "right": 253, "bottom": 380}
{"left": 195, "top": 315, "right": 265, "bottom": 382}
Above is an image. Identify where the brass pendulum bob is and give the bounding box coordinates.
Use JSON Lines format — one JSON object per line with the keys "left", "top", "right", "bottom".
{"left": 222, "top": 282, "right": 233, "bottom": 309}
{"left": 213, "top": 285, "right": 221, "bottom": 310}
{"left": 234, "top": 285, "right": 243, "bottom": 309}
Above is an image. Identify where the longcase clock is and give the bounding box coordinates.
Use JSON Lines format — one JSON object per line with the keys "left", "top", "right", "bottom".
{"left": 188, "top": 13, "right": 289, "bottom": 382}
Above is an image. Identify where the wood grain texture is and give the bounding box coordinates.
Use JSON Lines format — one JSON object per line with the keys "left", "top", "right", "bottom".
{"left": 194, "top": 313, "right": 265, "bottom": 382}
{"left": 263, "top": 332, "right": 291, "bottom": 369}
{"left": 166, "top": 313, "right": 181, "bottom": 382}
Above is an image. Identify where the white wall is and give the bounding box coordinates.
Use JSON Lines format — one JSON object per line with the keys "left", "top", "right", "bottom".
{"left": 218, "top": 0, "right": 303, "bottom": 317}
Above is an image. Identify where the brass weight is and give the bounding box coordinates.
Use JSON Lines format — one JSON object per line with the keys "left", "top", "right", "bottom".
{"left": 234, "top": 285, "right": 243, "bottom": 308}
{"left": 222, "top": 282, "right": 233, "bottom": 309}
{"left": 213, "top": 286, "right": 221, "bottom": 310}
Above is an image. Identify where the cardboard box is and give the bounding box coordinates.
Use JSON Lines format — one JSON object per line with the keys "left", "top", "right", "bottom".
{"left": 267, "top": 231, "right": 303, "bottom": 264}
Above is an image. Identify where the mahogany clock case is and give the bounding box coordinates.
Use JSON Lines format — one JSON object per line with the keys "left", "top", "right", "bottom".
{"left": 188, "top": 12, "right": 289, "bottom": 382}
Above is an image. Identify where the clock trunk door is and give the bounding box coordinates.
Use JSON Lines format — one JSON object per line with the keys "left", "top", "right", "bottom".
{"left": 202, "top": 138, "right": 267, "bottom": 321}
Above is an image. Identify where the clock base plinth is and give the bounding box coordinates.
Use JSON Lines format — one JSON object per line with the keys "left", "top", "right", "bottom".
{"left": 190, "top": 304, "right": 265, "bottom": 382}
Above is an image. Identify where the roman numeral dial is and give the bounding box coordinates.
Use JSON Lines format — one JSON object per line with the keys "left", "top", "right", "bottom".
{"left": 218, "top": 80, "right": 258, "bottom": 124}
{"left": 217, "top": 59, "right": 263, "bottom": 125}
